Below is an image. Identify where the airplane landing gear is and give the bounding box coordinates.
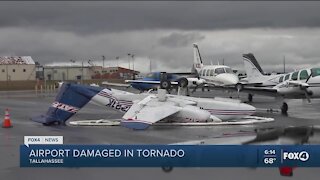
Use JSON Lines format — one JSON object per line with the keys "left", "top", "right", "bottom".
{"left": 281, "top": 102, "right": 288, "bottom": 115}
{"left": 248, "top": 94, "right": 253, "bottom": 102}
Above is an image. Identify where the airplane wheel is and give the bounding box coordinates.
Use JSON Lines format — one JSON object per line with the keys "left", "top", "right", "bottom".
{"left": 236, "top": 83, "right": 243, "bottom": 91}
{"left": 178, "top": 78, "right": 188, "bottom": 88}
{"left": 248, "top": 94, "right": 253, "bottom": 102}
{"left": 160, "top": 80, "right": 171, "bottom": 90}
{"left": 162, "top": 166, "right": 173, "bottom": 173}
{"left": 281, "top": 102, "right": 288, "bottom": 115}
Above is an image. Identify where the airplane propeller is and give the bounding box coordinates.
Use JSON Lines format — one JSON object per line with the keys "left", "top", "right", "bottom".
{"left": 300, "top": 73, "right": 313, "bottom": 103}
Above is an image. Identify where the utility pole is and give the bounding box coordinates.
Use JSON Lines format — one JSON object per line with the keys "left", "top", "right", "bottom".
{"left": 102, "top": 55, "right": 105, "bottom": 68}
{"left": 81, "top": 61, "right": 84, "bottom": 84}
{"left": 127, "top": 53, "right": 131, "bottom": 70}
{"left": 149, "top": 57, "right": 152, "bottom": 73}
{"left": 116, "top": 56, "right": 119, "bottom": 67}
{"left": 131, "top": 54, "right": 135, "bottom": 80}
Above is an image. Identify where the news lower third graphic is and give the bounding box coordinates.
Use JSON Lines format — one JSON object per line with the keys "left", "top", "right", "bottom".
{"left": 21, "top": 136, "right": 320, "bottom": 167}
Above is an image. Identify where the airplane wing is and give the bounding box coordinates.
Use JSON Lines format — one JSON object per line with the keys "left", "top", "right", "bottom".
{"left": 206, "top": 84, "right": 278, "bottom": 97}
{"left": 121, "top": 95, "right": 182, "bottom": 130}
{"left": 125, "top": 79, "right": 179, "bottom": 85}
{"left": 102, "top": 81, "right": 131, "bottom": 88}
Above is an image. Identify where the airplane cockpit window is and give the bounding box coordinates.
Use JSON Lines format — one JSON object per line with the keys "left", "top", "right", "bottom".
{"left": 202, "top": 69, "right": 207, "bottom": 76}
{"left": 215, "top": 68, "right": 225, "bottom": 74}
{"left": 199, "top": 70, "right": 203, "bottom": 76}
{"left": 146, "top": 73, "right": 156, "bottom": 79}
{"left": 311, "top": 68, "right": 320, "bottom": 77}
{"left": 279, "top": 76, "right": 284, "bottom": 83}
{"left": 210, "top": 69, "right": 214, "bottom": 76}
{"left": 285, "top": 74, "right": 290, "bottom": 81}
{"left": 225, "top": 67, "right": 233, "bottom": 73}
{"left": 206, "top": 69, "right": 210, "bottom": 76}
{"left": 291, "top": 71, "right": 298, "bottom": 80}
{"left": 299, "top": 70, "right": 309, "bottom": 80}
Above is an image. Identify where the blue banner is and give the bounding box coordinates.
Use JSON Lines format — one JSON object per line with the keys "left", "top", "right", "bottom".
{"left": 20, "top": 145, "right": 320, "bottom": 167}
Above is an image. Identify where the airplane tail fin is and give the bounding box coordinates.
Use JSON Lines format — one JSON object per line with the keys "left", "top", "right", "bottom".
{"left": 243, "top": 53, "right": 264, "bottom": 79}
{"left": 193, "top": 43, "right": 203, "bottom": 73}
{"left": 31, "top": 83, "right": 103, "bottom": 125}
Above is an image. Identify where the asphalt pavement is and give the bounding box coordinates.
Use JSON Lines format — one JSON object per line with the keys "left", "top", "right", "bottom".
{"left": 0, "top": 89, "right": 319, "bottom": 180}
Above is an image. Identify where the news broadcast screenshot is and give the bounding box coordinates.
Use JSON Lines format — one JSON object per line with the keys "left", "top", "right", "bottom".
{"left": 1, "top": 1, "right": 320, "bottom": 180}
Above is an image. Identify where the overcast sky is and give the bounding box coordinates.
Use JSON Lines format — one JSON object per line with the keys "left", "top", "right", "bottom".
{"left": 1, "top": 1, "right": 320, "bottom": 73}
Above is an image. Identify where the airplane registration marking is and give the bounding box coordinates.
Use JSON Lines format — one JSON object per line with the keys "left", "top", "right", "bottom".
{"left": 98, "top": 91, "right": 132, "bottom": 112}
{"left": 52, "top": 102, "right": 79, "bottom": 113}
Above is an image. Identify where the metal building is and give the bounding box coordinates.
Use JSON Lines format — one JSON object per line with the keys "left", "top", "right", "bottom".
{"left": 0, "top": 56, "right": 36, "bottom": 81}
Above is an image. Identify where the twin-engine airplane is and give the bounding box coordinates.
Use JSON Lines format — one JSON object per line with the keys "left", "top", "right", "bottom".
{"left": 191, "top": 43, "right": 239, "bottom": 90}
{"left": 230, "top": 53, "right": 320, "bottom": 113}
{"left": 32, "top": 83, "right": 255, "bottom": 130}
{"left": 241, "top": 53, "right": 320, "bottom": 101}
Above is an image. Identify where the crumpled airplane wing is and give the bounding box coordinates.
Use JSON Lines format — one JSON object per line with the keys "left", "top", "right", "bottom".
{"left": 125, "top": 79, "right": 179, "bottom": 85}
{"left": 102, "top": 81, "right": 131, "bottom": 88}
{"left": 121, "top": 95, "right": 181, "bottom": 130}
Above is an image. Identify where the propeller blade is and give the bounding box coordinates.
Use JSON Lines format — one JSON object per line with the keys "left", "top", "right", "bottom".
{"left": 304, "top": 89, "right": 311, "bottom": 103}
{"left": 305, "top": 73, "right": 312, "bottom": 83}
{"left": 191, "top": 85, "right": 199, "bottom": 93}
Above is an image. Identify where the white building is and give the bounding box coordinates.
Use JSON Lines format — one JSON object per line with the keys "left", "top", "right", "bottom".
{"left": 43, "top": 65, "right": 97, "bottom": 81}
{"left": 0, "top": 56, "right": 36, "bottom": 81}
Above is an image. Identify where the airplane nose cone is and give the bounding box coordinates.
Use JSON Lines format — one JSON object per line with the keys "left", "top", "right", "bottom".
{"left": 217, "top": 74, "right": 239, "bottom": 85}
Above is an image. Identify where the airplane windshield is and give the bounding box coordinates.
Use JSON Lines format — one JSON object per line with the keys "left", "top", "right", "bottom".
{"left": 145, "top": 73, "right": 156, "bottom": 79}
{"left": 215, "top": 68, "right": 225, "bottom": 74}
{"left": 311, "top": 68, "right": 320, "bottom": 77}
{"left": 225, "top": 67, "right": 233, "bottom": 73}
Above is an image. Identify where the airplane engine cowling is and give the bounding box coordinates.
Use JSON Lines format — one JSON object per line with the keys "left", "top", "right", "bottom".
{"left": 175, "top": 105, "right": 210, "bottom": 122}
{"left": 187, "top": 78, "right": 205, "bottom": 87}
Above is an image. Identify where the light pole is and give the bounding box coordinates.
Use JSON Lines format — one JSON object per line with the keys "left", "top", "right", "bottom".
{"left": 81, "top": 61, "right": 84, "bottom": 84}
{"left": 127, "top": 53, "right": 132, "bottom": 70}
{"left": 131, "top": 54, "right": 135, "bottom": 80}
{"left": 102, "top": 55, "right": 105, "bottom": 68}
{"left": 116, "top": 56, "right": 119, "bottom": 67}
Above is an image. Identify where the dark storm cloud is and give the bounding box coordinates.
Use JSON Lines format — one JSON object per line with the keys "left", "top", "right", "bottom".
{"left": 1, "top": 1, "right": 320, "bottom": 73}
{"left": 0, "top": 1, "right": 320, "bottom": 34}
{"left": 158, "top": 32, "right": 205, "bottom": 48}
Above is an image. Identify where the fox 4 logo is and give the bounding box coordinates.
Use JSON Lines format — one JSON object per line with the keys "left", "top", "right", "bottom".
{"left": 283, "top": 151, "right": 310, "bottom": 162}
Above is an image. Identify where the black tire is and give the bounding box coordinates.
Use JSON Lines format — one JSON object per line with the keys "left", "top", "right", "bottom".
{"left": 162, "top": 166, "right": 173, "bottom": 173}
{"left": 248, "top": 94, "right": 253, "bottom": 102}
{"left": 281, "top": 102, "right": 288, "bottom": 114}
{"left": 160, "top": 80, "right": 171, "bottom": 90}
{"left": 178, "top": 78, "right": 188, "bottom": 88}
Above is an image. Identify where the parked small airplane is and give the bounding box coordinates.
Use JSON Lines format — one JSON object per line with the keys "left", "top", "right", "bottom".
{"left": 32, "top": 83, "right": 256, "bottom": 130}
{"left": 103, "top": 72, "right": 201, "bottom": 93}
{"left": 192, "top": 43, "right": 240, "bottom": 89}
{"left": 103, "top": 44, "right": 240, "bottom": 93}
{"left": 233, "top": 53, "right": 320, "bottom": 113}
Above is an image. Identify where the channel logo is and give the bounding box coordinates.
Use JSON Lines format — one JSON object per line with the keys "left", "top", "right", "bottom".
{"left": 283, "top": 151, "right": 310, "bottom": 162}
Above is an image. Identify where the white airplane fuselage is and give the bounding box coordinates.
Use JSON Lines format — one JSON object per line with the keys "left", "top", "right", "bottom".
{"left": 193, "top": 43, "right": 239, "bottom": 86}
{"left": 197, "top": 65, "right": 239, "bottom": 86}
{"left": 90, "top": 88, "right": 256, "bottom": 123}
{"left": 274, "top": 69, "right": 320, "bottom": 99}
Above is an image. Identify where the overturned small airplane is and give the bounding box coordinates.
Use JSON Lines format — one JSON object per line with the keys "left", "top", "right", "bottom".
{"left": 32, "top": 83, "right": 256, "bottom": 130}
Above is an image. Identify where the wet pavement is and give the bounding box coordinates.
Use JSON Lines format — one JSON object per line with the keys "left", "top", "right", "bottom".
{"left": 0, "top": 89, "right": 319, "bottom": 180}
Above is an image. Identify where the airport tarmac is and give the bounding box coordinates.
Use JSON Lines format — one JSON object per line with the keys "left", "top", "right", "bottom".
{"left": 0, "top": 89, "right": 319, "bottom": 180}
